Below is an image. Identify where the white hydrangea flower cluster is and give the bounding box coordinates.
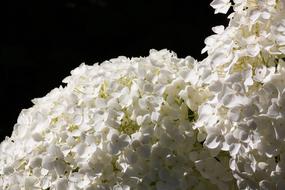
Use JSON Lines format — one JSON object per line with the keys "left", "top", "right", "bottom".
{"left": 197, "top": 0, "right": 285, "bottom": 189}
{"left": 1, "top": 0, "right": 285, "bottom": 189}
{"left": 0, "top": 50, "right": 235, "bottom": 190}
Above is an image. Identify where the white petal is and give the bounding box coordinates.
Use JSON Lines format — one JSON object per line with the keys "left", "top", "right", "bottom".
{"left": 204, "top": 135, "right": 222, "bottom": 149}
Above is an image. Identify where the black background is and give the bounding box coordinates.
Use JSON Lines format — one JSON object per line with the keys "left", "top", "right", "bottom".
{"left": 0, "top": 0, "right": 228, "bottom": 141}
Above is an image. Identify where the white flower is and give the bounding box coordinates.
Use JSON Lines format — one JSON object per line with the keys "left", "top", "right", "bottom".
{"left": 2, "top": 50, "right": 231, "bottom": 189}
{"left": 2, "top": 0, "right": 285, "bottom": 189}
{"left": 210, "top": 0, "right": 232, "bottom": 14}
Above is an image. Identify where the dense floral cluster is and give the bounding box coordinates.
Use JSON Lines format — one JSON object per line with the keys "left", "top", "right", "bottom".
{"left": 0, "top": 50, "right": 233, "bottom": 190}
{"left": 1, "top": 0, "right": 285, "bottom": 189}
{"left": 198, "top": 0, "right": 285, "bottom": 189}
